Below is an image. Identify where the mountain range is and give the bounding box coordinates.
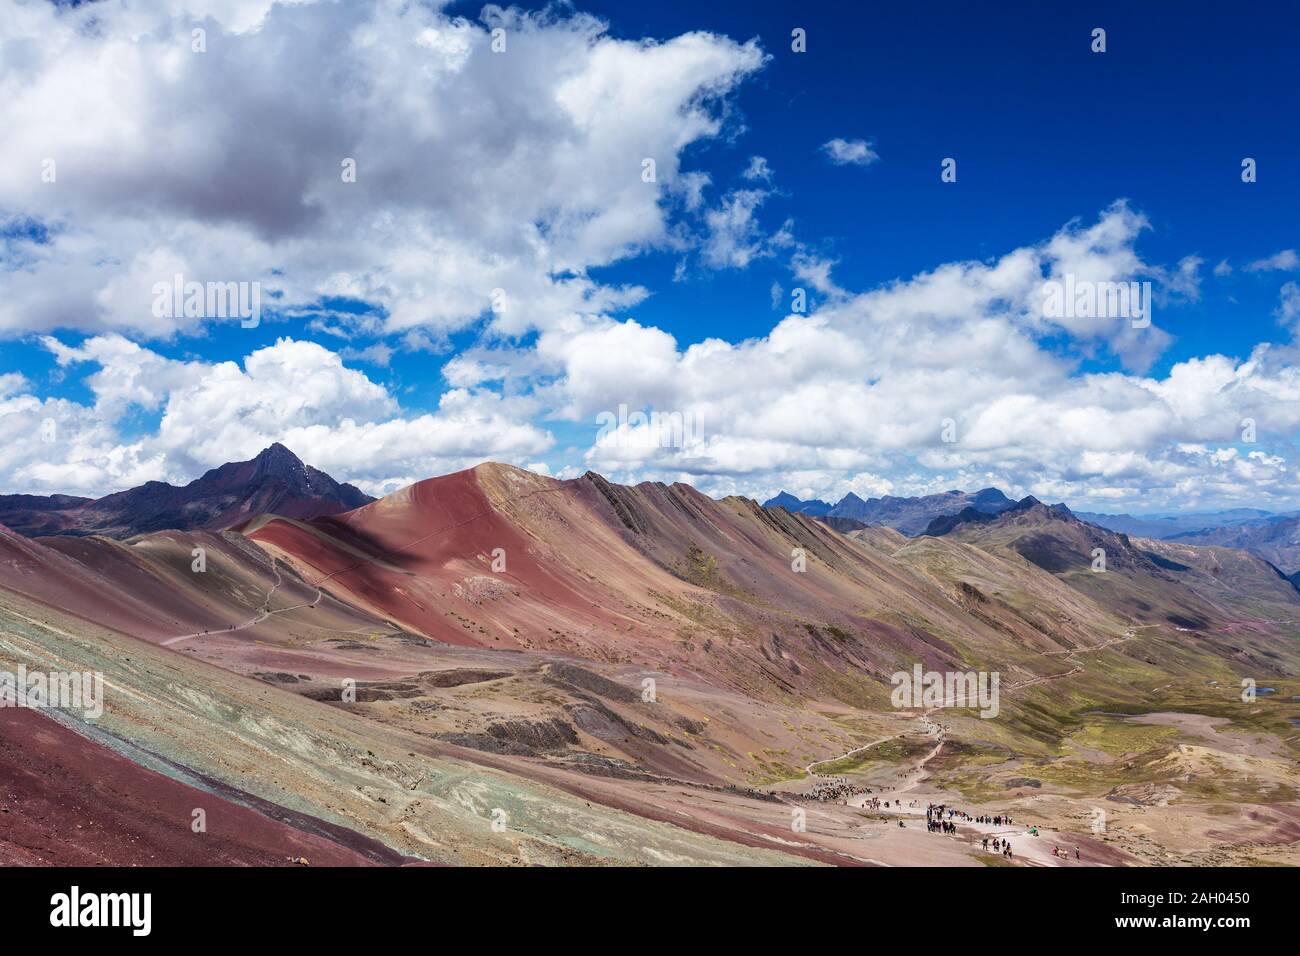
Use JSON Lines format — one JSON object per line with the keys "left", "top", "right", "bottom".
{"left": 769, "top": 486, "right": 1300, "bottom": 580}
{"left": 2, "top": 445, "right": 1298, "bottom": 867}
{"left": 1076, "top": 508, "right": 1300, "bottom": 579}
{"left": 1073, "top": 507, "right": 1283, "bottom": 539}
{"left": 764, "top": 487, "right": 1016, "bottom": 535}
{"left": 1166, "top": 515, "right": 1300, "bottom": 581}
{"left": 0, "top": 443, "right": 372, "bottom": 539}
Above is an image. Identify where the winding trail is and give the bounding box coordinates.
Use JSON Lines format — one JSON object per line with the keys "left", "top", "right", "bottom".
{"left": 1008, "top": 629, "right": 1139, "bottom": 690}
{"left": 161, "top": 560, "right": 323, "bottom": 647}
{"left": 805, "top": 709, "right": 944, "bottom": 777}
{"left": 804, "top": 732, "right": 902, "bottom": 776}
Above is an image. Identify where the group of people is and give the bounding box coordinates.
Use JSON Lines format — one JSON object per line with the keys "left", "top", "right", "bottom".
{"left": 798, "top": 779, "right": 1087, "bottom": 865}
{"left": 829, "top": 788, "right": 1093, "bottom": 865}
{"left": 925, "top": 802, "right": 964, "bottom": 821}
{"left": 806, "top": 777, "right": 870, "bottom": 803}
{"left": 928, "top": 804, "right": 1032, "bottom": 862}
{"left": 982, "top": 836, "right": 1014, "bottom": 859}
{"left": 925, "top": 802, "right": 966, "bottom": 833}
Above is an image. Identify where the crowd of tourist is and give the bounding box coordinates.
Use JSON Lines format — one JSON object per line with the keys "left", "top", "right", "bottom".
{"left": 805, "top": 776, "right": 870, "bottom": 802}
{"left": 798, "top": 780, "right": 1084, "bottom": 864}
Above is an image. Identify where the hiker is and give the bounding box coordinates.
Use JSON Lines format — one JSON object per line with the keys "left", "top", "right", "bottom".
{"left": 1075, "top": 847, "right": 1080, "bottom": 861}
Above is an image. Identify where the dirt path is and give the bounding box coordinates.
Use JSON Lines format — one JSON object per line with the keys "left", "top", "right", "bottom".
{"left": 804, "top": 703, "right": 949, "bottom": 776}
{"left": 782, "top": 708, "right": 1087, "bottom": 867}
{"left": 805, "top": 732, "right": 903, "bottom": 776}
{"left": 161, "top": 560, "right": 323, "bottom": 647}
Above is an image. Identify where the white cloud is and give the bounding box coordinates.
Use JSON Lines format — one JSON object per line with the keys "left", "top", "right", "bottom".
{"left": 1, "top": 4, "right": 1294, "bottom": 517}
{"left": 701, "top": 189, "right": 773, "bottom": 268}
{"left": 1278, "top": 281, "right": 1300, "bottom": 338}
{"left": 1245, "top": 249, "right": 1300, "bottom": 272}
{"left": 0, "top": 337, "right": 552, "bottom": 497}
{"left": 0, "top": 1, "right": 763, "bottom": 338}
{"left": 742, "top": 156, "right": 773, "bottom": 182}
{"left": 1157, "top": 255, "right": 1203, "bottom": 305}
{"left": 339, "top": 343, "right": 395, "bottom": 367}
{"left": 821, "top": 138, "right": 879, "bottom": 167}
{"left": 41, "top": 334, "right": 203, "bottom": 417}
{"left": 791, "top": 250, "right": 844, "bottom": 298}
{"left": 7, "top": 202, "right": 1291, "bottom": 513}
{"left": 538, "top": 205, "right": 1300, "bottom": 511}
{"left": 0, "top": 372, "right": 30, "bottom": 400}
{"left": 769, "top": 280, "right": 784, "bottom": 309}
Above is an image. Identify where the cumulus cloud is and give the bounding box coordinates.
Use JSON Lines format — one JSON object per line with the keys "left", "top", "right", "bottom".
{"left": 0, "top": 0, "right": 763, "bottom": 338}
{"left": 0, "top": 337, "right": 552, "bottom": 497}
{"left": 701, "top": 189, "right": 773, "bottom": 269}
{"left": 1278, "top": 282, "right": 1300, "bottom": 338}
{"left": 537, "top": 205, "right": 1300, "bottom": 511}
{"left": 5, "top": 193, "right": 1291, "bottom": 514}
{"left": 1, "top": 3, "right": 1295, "bottom": 516}
{"left": 791, "top": 249, "right": 844, "bottom": 298}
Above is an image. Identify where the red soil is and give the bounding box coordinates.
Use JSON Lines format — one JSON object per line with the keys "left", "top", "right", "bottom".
{"left": 249, "top": 469, "right": 644, "bottom": 650}
{"left": 242, "top": 463, "right": 1060, "bottom": 695}
{"left": 0, "top": 707, "right": 400, "bottom": 866}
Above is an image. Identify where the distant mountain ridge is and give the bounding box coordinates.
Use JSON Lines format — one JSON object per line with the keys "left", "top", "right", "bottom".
{"left": 921, "top": 495, "right": 1072, "bottom": 536}
{"left": 1074, "top": 508, "right": 1282, "bottom": 539}
{"left": 0, "top": 443, "right": 373, "bottom": 539}
{"left": 1078, "top": 507, "right": 1300, "bottom": 577}
{"left": 921, "top": 490, "right": 1300, "bottom": 628}
{"left": 764, "top": 486, "right": 1016, "bottom": 535}
{"left": 1166, "top": 514, "right": 1300, "bottom": 576}
{"left": 766, "top": 488, "right": 1300, "bottom": 576}
{"left": 761, "top": 491, "right": 832, "bottom": 516}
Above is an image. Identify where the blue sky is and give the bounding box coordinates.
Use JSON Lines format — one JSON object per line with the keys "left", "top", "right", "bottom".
{"left": 573, "top": 0, "right": 1300, "bottom": 369}
{"left": 1, "top": 0, "right": 1298, "bottom": 512}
